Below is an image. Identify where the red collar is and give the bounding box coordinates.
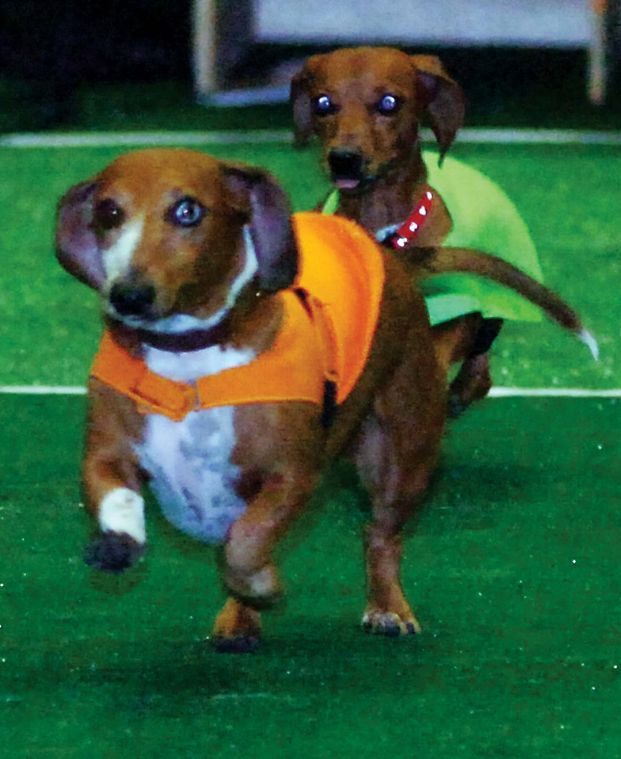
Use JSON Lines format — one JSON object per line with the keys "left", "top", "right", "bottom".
{"left": 385, "top": 185, "right": 434, "bottom": 250}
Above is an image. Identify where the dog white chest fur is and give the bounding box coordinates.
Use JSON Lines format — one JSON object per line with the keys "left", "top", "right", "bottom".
{"left": 134, "top": 343, "right": 255, "bottom": 543}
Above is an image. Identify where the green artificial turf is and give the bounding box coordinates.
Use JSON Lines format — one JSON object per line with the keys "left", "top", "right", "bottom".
{"left": 1, "top": 395, "right": 620, "bottom": 757}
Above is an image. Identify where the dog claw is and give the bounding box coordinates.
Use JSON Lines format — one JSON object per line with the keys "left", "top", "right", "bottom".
{"left": 84, "top": 531, "right": 144, "bottom": 573}
{"left": 361, "top": 610, "right": 422, "bottom": 637}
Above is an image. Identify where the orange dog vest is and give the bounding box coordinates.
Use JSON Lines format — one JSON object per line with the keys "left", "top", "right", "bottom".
{"left": 90, "top": 212, "right": 385, "bottom": 421}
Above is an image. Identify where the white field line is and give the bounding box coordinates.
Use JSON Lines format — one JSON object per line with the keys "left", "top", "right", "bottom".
{"left": 1, "top": 385, "right": 621, "bottom": 399}
{"left": 489, "top": 387, "right": 621, "bottom": 398}
{"left": 0, "top": 130, "right": 292, "bottom": 148}
{"left": 0, "top": 386, "right": 87, "bottom": 395}
{"left": 457, "top": 128, "right": 621, "bottom": 146}
{"left": 2, "top": 128, "right": 621, "bottom": 149}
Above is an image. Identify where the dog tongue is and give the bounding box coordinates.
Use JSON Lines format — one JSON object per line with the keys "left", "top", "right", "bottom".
{"left": 335, "top": 178, "right": 360, "bottom": 190}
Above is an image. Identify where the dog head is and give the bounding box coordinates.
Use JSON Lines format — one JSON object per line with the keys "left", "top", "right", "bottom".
{"left": 56, "top": 149, "right": 297, "bottom": 334}
{"left": 291, "top": 47, "right": 465, "bottom": 191}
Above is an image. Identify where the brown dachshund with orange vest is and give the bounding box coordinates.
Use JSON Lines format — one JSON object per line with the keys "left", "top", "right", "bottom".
{"left": 56, "top": 148, "right": 592, "bottom": 651}
{"left": 291, "top": 46, "right": 598, "bottom": 415}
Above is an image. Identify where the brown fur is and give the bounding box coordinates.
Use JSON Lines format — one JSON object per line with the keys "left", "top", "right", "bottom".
{"left": 56, "top": 148, "right": 446, "bottom": 648}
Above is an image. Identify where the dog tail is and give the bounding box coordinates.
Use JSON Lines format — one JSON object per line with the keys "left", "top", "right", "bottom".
{"left": 414, "top": 246, "right": 599, "bottom": 360}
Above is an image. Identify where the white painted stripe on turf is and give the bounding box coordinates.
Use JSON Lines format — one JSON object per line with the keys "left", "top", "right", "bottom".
{"left": 0, "top": 386, "right": 86, "bottom": 395}
{"left": 1, "top": 385, "right": 621, "bottom": 399}
{"left": 1, "top": 128, "right": 621, "bottom": 150}
{"left": 0, "top": 130, "right": 292, "bottom": 149}
{"left": 488, "top": 387, "right": 621, "bottom": 398}
{"left": 457, "top": 128, "right": 621, "bottom": 146}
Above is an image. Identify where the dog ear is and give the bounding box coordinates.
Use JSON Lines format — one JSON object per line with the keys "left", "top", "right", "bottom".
{"left": 222, "top": 164, "right": 298, "bottom": 293}
{"left": 56, "top": 180, "right": 104, "bottom": 289}
{"left": 290, "top": 66, "right": 314, "bottom": 148}
{"left": 411, "top": 55, "right": 465, "bottom": 163}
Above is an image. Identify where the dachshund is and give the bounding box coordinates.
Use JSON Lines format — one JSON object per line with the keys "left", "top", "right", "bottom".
{"left": 291, "top": 46, "right": 598, "bottom": 415}
{"left": 56, "top": 147, "right": 450, "bottom": 649}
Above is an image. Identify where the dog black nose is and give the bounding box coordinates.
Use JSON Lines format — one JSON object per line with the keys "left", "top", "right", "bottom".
{"left": 328, "top": 148, "right": 364, "bottom": 180}
{"left": 109, "top": 281, "right": 156, "bottom": 317}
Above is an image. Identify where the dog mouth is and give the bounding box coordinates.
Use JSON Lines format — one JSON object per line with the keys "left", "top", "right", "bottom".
{"left": 328, "top": 149, "right": 368, "bottom": 193}
{"left": 327, "top": 149, "right": 401, "bottom": 194}
{"left": 103, "top": 278, "right": 231, "bottom": 339}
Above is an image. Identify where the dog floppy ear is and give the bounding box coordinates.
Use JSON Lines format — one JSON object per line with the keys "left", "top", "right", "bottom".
{"left": 56, "top": 180, "right": 104, "bottom": 289}
{"left": 222, "top": 164, "right": 298, "bottom": 293}
{"left": 411, "top": 55, "right": 465, "bottom": 163}
{"left": 290, "top": 65, "right": 314, "bottom": 148}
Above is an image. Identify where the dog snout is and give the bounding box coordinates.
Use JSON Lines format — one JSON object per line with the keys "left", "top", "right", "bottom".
{"left": 109, "top": 280, "right": 156, "bottom": 318}
{"left": 328, "top": 148, "right": 364, "bottom": 186}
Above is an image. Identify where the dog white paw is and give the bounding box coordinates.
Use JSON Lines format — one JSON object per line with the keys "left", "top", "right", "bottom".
{"left": 99, "top": 488, "right": 146, "bottom": 544}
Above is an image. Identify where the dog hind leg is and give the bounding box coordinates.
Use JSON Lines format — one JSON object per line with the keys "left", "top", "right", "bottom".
{"left": 447, "top": 317, "right": 503, "bottom": 418}
{"left": 354, "top": 341, "right": 444, "bottom": 636}
{"left": 432, "top": 314, "right": 482, "bottom": 375}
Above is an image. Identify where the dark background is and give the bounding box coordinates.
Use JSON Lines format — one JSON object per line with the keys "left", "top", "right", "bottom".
{"left": 1, "top": 0, "right": 619, "bottom": 131}
{"left": 1, "top": 0, "right": 191, "bottom": 126}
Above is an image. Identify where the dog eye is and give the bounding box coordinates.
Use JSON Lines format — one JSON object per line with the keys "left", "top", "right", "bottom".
{"left": 169, "top": 197, "right": 205, "bottom": 227}
{"left": 93, "top": 198, "right": 125, "bottom": 230}
{"left": 376, "top": 94, "right": 400, "bottom": 116}
{"left": 313, "top": 94, "right": 336, "bottom": 116}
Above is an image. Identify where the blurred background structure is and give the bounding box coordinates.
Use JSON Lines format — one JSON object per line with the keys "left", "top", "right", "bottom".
{"left": 194, "top": 0, "right": 620, "bottom": 105}
{"left": 0, "top": 0, "right": 620, "bottom": 132}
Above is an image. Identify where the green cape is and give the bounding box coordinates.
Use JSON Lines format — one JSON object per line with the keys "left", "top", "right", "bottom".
{"left": 323, "top": 151, "right": 543, "bottom": 326}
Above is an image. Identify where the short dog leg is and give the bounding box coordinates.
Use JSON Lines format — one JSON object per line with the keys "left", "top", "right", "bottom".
{"left": 222, "top": 471, "right": 316, "bottom": 608}
{"left": 356, "top": 427, "right": 439, "bottom": 636}
{"left": 355, "top": 356, "right": 444, "bottom": 636}
{"left": 431, "top": 314, "right": 483, "bottom": 377}
{"left": 82, "top": 385, "right": 146, "bottom": 573}
{"left": 448, "top": 318, "right": 503, "bottom": 417}
{"left": 211, "top": 597, "right": 262, "bottom": 653}
{"left": 448, "top": 352, "right": 493, "bottom": 418}
{"left": 84, "top": 487, "right": 146, "bottom": 573}
{"left": 361, "top": 459, "right": 436, "bottom": 636}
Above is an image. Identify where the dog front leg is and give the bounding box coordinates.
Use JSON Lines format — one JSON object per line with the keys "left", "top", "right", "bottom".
{"left": 221, "top": 471, "right": 315, "bottom": 606}
{"left": 82, "top": 386, "right": 146, "bottom": 573}
{"left": 210, "top": 474, "right": 314, "bottom": 652}
{"left": 84, "top": 483, "right": 146, "bottom": 574}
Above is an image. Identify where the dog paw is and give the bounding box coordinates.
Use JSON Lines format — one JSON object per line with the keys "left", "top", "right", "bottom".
{"left": 448, "top": 394, "right": 467, "bottom": 419}
{"left": 211, "top": 597, "right": 262, "bottom": 653}
{"left": 212, "top": 635, "right": 261, "bottom": 654}
{"left": 84, "top": 531, "right": 145, "bottom": 573}
{"left": 361, "top": 610, "right": 422, "bottom": 637}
